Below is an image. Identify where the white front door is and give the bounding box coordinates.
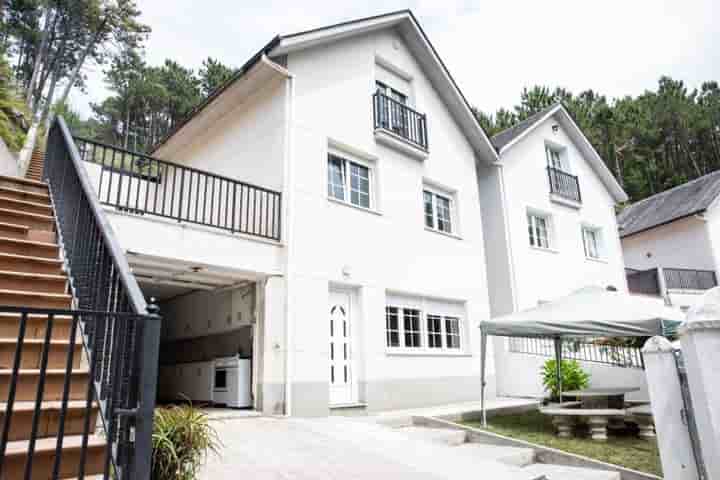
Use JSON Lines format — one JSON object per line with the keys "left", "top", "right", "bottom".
{"left": 329, "top": 290, "right": 354, "bottom": 405}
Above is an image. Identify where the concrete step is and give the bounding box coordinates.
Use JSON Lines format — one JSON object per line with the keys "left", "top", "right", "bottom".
{"left": 0, "top": 186, "right": 50, "bottom": 205}
{"left": 453, "top": 443, "right": 535, "bottom": 467}
{"left": 0, "top": 289, "right": 72, "bottom": 309}
{"left": 522, "top": 464, "right": 621, "bottom": 480}
{"left": 0, "top": 196, "right": 53, "bottom": 216}
{"left": 0, "top": 368, "right": 89, "bottom": 401}
{"left": 0, "top": 252, "right": 64, "bottom": 275}
{"left": 0, "top": 401, "right": 98, "bottom": 442}
{"left": 0, "top": 207, "right": 54, "bottom": 231}
{"left": 0, "top": 236, "right": 59, "bottom": 259}
{"left": 0, "top": 338, "right": 82, "bottom": 369}
{"left": 397, "top": 426, "right": 467, "bottom": 446}
{"left": 0, "top": 313, "right": 75, "bottom": 340}
{"left": 0, "top": 270, "right": 67, "bottom": 294}
{"left": 2, "top": 434, "right": 104, "bottom": 480}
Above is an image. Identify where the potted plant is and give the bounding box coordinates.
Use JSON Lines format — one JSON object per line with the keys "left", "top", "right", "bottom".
{"left": 541, "top": 359, "right": 590, "bottom": 404}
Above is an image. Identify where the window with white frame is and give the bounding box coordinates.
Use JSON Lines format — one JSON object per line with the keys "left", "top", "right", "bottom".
{"left": 327, "top": 153, "right": 372, "bottom": 209}
{"left": 545, "top": 144, "right": 568, "bottom": 172}
{"left": 582, "top": 226, "right": 603, "bottom": 259}
{"left": 424, "top": 188, "right": 454, "bottom": 234}
{"left": 527, "top": 212, "right": 551, "bottom": 249}
{"left": 385, "top": 295, "right": 464, "bottom": 352}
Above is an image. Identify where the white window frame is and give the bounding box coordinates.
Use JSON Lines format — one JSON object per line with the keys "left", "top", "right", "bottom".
{"left": 527, "top": 210, "right": 552, "bottom": 250}
{"left": 582, "top": 225, "right": 603, "bottom": 260}
{"left": 327, "top": 151, "right": 374, "bottom": 210}
{"left": 386, "top": 298, "right": 465, "bottom": 354}
{"left": 545, "top": 142, "right": 570, "bottom": 173}
{"left": 423, "top": 184, "right": 456, "bottom": 235}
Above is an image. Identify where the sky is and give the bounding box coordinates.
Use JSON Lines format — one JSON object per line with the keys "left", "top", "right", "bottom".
{"left": 68, "top": 0, "right": 720, "bottom": 119}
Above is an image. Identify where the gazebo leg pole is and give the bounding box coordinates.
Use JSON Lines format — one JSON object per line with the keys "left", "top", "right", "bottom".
{"left": 554, "top": 337, "right": 563, "bottom": 404}
{"left": 480, "top": 331, "right": 488, "bottom": 427}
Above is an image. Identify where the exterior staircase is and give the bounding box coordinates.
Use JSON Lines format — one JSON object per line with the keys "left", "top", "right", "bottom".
{"left": 24, "top": 150, "right": 45, "bottom": 183}
{"left": 0, "top": 174, "right": 103, "bottom": 479}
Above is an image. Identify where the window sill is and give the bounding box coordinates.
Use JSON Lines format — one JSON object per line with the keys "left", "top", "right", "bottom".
{"left": 585, "top": 256, "right": 607, "bottom": 264}
{"left": 530, "top": 245, "right": 559, "bottom": 254}
{"left": 385, "top": 349, "right": 471, "bottom": 357}
{"left": 424, "top": 227, "right": 462, "bottom": 240}
{"left": 327, "top": 197, "right": 382, "bottom": 216}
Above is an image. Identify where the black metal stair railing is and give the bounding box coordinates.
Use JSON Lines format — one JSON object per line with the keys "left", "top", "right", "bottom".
{"left": 0, "top": 116, "right": 163, "bottom": 480}
{"left": 73, "top": 136, "right": 282, "bottom": 241}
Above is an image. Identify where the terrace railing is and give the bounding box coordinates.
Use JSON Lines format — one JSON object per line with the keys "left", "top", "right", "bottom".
{"left": 73, "top": 137, "right": 282, "bottom": 241}
{"left": 547, "top": 166, "right": 582, "bottom": 203}
{"left": 373, "top": 92, "right": 428, "bottom": 150}
{"left": 508, "top": 337, "right": 644, "bottom": 369}
{"left": 663, "top": 268, "right": 718, "bottom": 291}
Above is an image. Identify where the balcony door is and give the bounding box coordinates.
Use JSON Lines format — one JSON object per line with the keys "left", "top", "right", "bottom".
{"left": 376, "top": 81, "right": 408, "bottom": 136}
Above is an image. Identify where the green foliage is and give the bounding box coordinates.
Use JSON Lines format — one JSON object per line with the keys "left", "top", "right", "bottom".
{"left": 541, "top": 359, "right": 590, "bottom": 399}
{"left": 0, "top": 51, "right": 28, "bottom": 151}
{"left": 152, "top": 404, "right": 221, "bottom": 480}
{"left": 199, "top": 57, "right": 235, "bottom": 97}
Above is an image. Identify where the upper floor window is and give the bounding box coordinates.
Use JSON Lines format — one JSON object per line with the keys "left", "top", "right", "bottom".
{"left": 582, "top": 226, "right": 603, "bottom": 259}
{"left": 376, "top": 81, "right": 407, "bottom": 104}
{"left": 327, "top": 153, "right": 371, "bottom": 209}
{"left": 528, "top": 212, "right": 550, "bottom": 249}
{"left": 424, "top": 189, "right": 453, "bottom": 234}
{"left": 546, "top": 145, "right": 568, "bottom": 172}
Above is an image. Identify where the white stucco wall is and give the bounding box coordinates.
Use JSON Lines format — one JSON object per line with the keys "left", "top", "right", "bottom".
{"left": 621, "top": 215, "right": 716, "bottom": 271}
{"left": 0, "top": 137, "right": 18, "bottom": 177}
{"left": 282, "top": 28, "right": 494, "bottom": 413}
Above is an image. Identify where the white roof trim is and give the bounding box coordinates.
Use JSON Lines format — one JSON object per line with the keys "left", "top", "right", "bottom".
{"left": 270, "top": 11, "right": 499, "bottom": 163}
{"left": 498, "top": 105, "right": 628, "bottom": 203}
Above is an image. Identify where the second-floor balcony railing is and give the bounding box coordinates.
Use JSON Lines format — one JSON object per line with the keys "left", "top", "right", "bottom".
{"left": 73, "top": 137, "right": 282, "bottom": 241}
{"left": 547, "top": 166, "right": 581, "bottom": 203}
{"left": 663, "top": 268, "right": 718, "bottom": 290}
{"left": 373, "top": 92, "right": 428, "bottom": 151}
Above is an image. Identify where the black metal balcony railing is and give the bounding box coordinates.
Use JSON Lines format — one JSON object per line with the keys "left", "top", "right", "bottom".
{"left": 509, "top": 337, "right": 644, "bottom": 369}
{"left": 73, "top": 137, "right": 282, "bottom": 241}
{"left": 547, "top": 166, "right": 581, "bottom": 203}
{"left": 663, "top": 268, "right": 718, "bottom": 290}
{"left": 373, "top": 92, "right": 428, "bottom": 151}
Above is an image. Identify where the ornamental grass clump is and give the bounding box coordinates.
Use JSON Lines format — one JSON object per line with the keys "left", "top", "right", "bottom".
{"left": 151, "top": 404, "right": 221, "bottom": 480}
{"left": 541, "top": 359, "right": 590, "bottom": 401}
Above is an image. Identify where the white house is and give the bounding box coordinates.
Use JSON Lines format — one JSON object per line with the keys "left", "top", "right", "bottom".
{"left": 618, "top": 171, "right": 720, "bottom": 309}
{"left": 476, "top": 104, "right": 640, "bottom": 398}
{"left": 76, "top": 10, "right": 501, "bottom": 416}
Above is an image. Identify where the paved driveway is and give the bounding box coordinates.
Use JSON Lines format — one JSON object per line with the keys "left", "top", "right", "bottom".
{"left": 199, "top": 416, "right": 528, "bottom": 480}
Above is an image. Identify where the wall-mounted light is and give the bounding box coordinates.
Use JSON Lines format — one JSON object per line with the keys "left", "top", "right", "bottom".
{"left": 551, "top": 124, "right": 559, "bottom": 133}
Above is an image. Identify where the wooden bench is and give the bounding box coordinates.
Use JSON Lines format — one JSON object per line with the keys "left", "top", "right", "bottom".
{"left": 540, "top": 407, "right": 627, "bottom": 441}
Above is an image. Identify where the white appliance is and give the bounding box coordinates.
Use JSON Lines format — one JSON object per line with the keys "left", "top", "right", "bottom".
{"left": 213, "top": 356, "right": 252, "bottom": 408}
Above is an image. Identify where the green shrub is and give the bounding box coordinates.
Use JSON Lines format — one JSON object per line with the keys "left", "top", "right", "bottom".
{"left": 151, "top": 404, "right": 221, "bottom": 480}
{"left": 541, "top": 359, "right": 590, "bottom": 400}
{"left": 0, "top": 52, "right": 28, "bottom": 152}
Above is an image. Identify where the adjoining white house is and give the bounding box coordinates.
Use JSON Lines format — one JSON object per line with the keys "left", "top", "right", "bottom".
{"left": 618, "top": 170, "right": 720, "bottom": 310}
{"left": 476, "top": 103, "right": 641, "bottom": 398}
{"left": 75, "top": 10, "right": 502, "bottom": 417}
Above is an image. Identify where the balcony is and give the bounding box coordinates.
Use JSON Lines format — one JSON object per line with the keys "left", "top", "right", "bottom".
{"left": 547, "top": 166, "right": 581, "bottom": 205}
{"left": 73, "top": 137, "right": 282, "bottom": 241}
{"left": 372, "top": 92, "right": 428, "bottom": 157}
{"left": 627, "top": 267, "right": 718, "bottom": 296}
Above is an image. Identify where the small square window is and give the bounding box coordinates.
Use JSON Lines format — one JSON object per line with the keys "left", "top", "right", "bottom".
{"left": 328, "top": 153, "right": 372, "bottom": 209}
{"left": 424, "top": 189, "right": 454, "bottom": 234}
{"left": 528, "top": 213, "right": 550, "bottom": 249}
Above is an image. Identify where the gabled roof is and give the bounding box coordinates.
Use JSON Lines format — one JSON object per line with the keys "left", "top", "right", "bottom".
{"left": 490, "top": 103, "right": 628, "bottom": 203}
{"left": 617, "top": 170, "right": 720, "bottom": 238}
{"left": 152, "top": 10, "right": 499, "bottom": 163}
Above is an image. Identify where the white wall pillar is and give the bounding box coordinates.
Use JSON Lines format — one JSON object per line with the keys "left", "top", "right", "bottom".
{"left": 257, "top": 276, "right": 287, "bottom": 415}
{"left": 681, "top": 287, "right": 720, "bottom": 479}
{"left": 642, "top": 336, "right": 698, "bottom": 480}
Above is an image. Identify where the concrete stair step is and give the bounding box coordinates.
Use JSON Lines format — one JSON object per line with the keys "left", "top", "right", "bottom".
{"left": 0, "top": 313, "right": 75, "bottom": 340}
{"left": 0, "top": 338, "right": 82, "bottom": 369}
{"left": 0, "top": 186, "right": 50, "bottom": 205}
{"left": 0, "top": 368, "right": 89, "bottom": 401}
{"left": 0, "top": 400, "right": 98, "bottom": 442}
{"left": 0, "top": 174, "right": 49, "bottom": 196}
{"left": 0, "top": 196, "right": 53, "bottom": 216}
{"left": 454, "top": 443, "right": 535, "bottom": 467}
{"left": 0, "top": 289, "right": 72, "bottom": 309}
{"left": 2, "top": 434, "right": 105, "bottom": 480}
{"left": 397, "top": 426, "right": 467, "bottom": 446}
{"left": 0, "top": 236, "right": 59, "bottom": 259}
{"left": 0, "top": 252, "right": 64, "bottom": 275}
{"left": 0, "top": 207, "right": 54, "bottom": 231}
{"left": 0, "top": 270, "right": 67, "bottom": 294}
{"left": 522, "top": 464, "right": 621, "bottom": 480}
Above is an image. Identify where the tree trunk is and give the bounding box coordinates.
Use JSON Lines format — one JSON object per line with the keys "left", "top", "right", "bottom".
{"left": 26, "top": 8, "right": 56, "bottom": 111}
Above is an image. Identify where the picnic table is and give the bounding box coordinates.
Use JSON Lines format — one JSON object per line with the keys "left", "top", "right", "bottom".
{"left": 562, "top": 387, "right": 640, "bottom": 409}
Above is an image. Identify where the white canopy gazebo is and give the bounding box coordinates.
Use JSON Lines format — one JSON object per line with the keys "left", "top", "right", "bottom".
{"left": 478, "top": 286, "right": 684, "bottom": 426}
